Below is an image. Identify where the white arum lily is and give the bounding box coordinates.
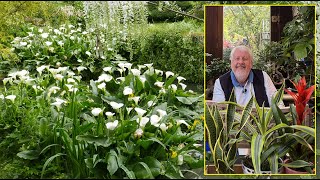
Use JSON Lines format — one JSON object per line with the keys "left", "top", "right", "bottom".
{"left": 5, "top": 95, "right": 16, "bottom": 102}
{"left": 40, "top": 33, "right": 49, "bottom": 38}
{"left": 154, "top": 81, "right": 164, "bottom": 88}
{"left": 97, "top": 74, "right": 113, "bottom": 83}
{"left": 159, "top": 123, "right": 168, "bottom": 132}
{"left": 106, "top": 120, "right": 118, "bottom": 130}
{"left": 128, "top": 96, "right": 140, "bottom": 105}
{"left": 170, "top": 84, "right": 177, "bottom": 92}
{"left": 144, "top": 63, "right": 153, "bottom": 69}
{"left": 0, "top": 94, "right": 4, "bottom": 99}
{"left": 45, "top": 41, "right": 52, "bottom": 46}
{"left": 177, "top": 76, "right": 186, "bottom": 83}
{"left": 65, "top": 84, "right": 73, "bottom": 91}
{"left": 137, "top": 117, "right": 149, "bottom": 128}
{"left": 20, "top": 42, "right": 27, "bottom": 46}
{"left": 155, "top": 69, "right": 163, "bottom": 76}
{"left": 165, "top": 71, "right": 174, "bottom": 79}
{"left": 147, "top": 101, "right": 154, "bottom": 107}
{"left": 85, "top": 51, "right": 92, "bottom": 56}
{"left": 135, "top": 107, "right": 147, "bottom": 118}
{"left": 179, "top": 83, "right": 187, "bottom": 90}
{"left": 177, "top": 155, "right": 183, "bottom": 165}
{"left": 116, "top": 77, "right": 125, "bottom": 83}
{"left": 123, "top": 86, "right": 133, "bottom": 95}
{"left": 103, "top": 67, "right": 112, "bottom": 73}
{"left": 97, "top": 82, "right": 106, "bottom": 90}
{"left": 150, "top": 115, "right": 161, "bottom": 127}
{"left": 177, "top": 120, "right": 190, "bottom": 127}
{"left": 110, "top": 102, "right": 124, "bottom": 110}
{"left": 139, "top": 76, "right": 146, "bottom": 84}
{"left": 159, "top": 88, "right": 166, "bottom": 94}
{"left": 91, "top": 108, "right": 103, "bottom": 116}
{"left": 157, "top": 109, "right": 167, "bottom": 118}
{"left": 77, "top": 66, "right": 87, "bottom": 73}
{"left": 134, "top": 128, "right": 143, "bottom": 138}
{"left": 131, "top": 69, "right": 140, "bottom": 76}
{"left": 36, "top": 65, "right": 48, "bottom": 75}
{"left": 137, "top": 65, "right": 146, "bottom": 71}
{"left": 54, "top": 74, "right": 64, "bottom": 81}
{"left": 123, "top": 63, "right": 132, "bottom": 70}
{"left": 126, "top": 107, "right": 133, "bottom": 114}
{"left": 105, "top": 112, "right": 115, "bottom": 119}
{"left": 67, "top": 78, "right": 76, "bottom": 84}
{"left": 51, "top": 98, "right": 67, "bottom": 110}
{"left": 193, "top": 144, "right": 202, "bottom": 148}
{"left": 3, "top": 78, "right": 12, "bottom": 86}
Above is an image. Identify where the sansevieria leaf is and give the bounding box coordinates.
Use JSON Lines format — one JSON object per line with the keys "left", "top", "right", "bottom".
{"left": 251, "top": 133, "right": 265, "bottom": 174}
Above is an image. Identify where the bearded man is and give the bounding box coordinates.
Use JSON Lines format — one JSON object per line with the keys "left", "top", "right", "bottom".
{"left": 212, "top": 45, "right": 282, "bottom": 107}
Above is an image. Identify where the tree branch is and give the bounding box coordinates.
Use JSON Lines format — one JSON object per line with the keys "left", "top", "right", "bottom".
{"left": 147, "top": 1, "right": 203, "bottom": 22}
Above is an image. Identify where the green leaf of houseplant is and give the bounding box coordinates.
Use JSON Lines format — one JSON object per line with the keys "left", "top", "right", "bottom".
{"left": 251, "top": 133, "right": 265, "bottom": 174}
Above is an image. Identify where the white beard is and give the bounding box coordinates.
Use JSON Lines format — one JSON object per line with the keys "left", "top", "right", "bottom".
{"left": 234, "top": 69, "right": 250, "bottom": 83}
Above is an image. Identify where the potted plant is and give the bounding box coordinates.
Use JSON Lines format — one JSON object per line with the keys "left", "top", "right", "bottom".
{"left": 279, "top": 76, "right": 315, "bottom": 174}
{"left": 205, "top": 90, "right": 254, "bottom": 174}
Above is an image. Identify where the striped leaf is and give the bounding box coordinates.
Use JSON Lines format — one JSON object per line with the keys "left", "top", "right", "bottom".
{"left": 226, "top": 90, "right": 236, "bottom": 136}
{"left": 251, "top": 133, "right": 265, "bottom": 174}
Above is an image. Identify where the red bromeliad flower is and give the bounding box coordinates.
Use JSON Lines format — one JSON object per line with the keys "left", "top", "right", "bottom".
{"left": 284, "top": 76, "right": 315, "bottom": 125}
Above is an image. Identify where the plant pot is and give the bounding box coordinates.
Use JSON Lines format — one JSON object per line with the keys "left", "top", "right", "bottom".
{"left": 241, "top": 158, "right": 284, "bottom": 174}
{"left": 283, "top": 159, "right": 309, "bottom": 174}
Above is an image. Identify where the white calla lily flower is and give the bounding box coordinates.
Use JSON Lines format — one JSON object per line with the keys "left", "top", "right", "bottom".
{"left": 134, "top": 128, "right": 143, "bottom": 138}
{"left": 179, "top": 83, "right": 187, "bottom": 90}
{"left": 97, "top": 74, "right": 113, "bottom": 83}
{"left": 177, "top": 155, "right": 183, "bottom": 165}
{"left": 45, "top": 41, "right": 52, "bottom": 46}
{"left": 139, "top": 76, "right": 146, "bottom": 84}
{"left": 150, "top": 115, "right": 161, "bottom": 127}
{"left": 41, "top": 33, "right": 49, "bottom": 38}
{"left": 5, "top": 95, "right": 16, "bottom": 102}
{"left": 144, "top": 63, "right": 153, "bottom": 69}
{"left": 147, "top": 101, "right": 154, "bottom": 107}
{"left": 91, "top": 108, "right": 103, "bottom": 116}
{"left": 154, "top": 81, "right": 164, "bottom": 88}
{"left": 170, "top": 84, "right": 177, "bottom": 92}
{"left": 135, "top": 107, "right": 147, "bottom": 117}
{"left": 165, "top": 71, "right": 174, "bottom": 79}
{"left": 128, "top": 96, "right": 140, "bottom": 105}
{"left": 97, "top": 82, "right": 106, "bottom": 90}
{"left": 159, "top": 123, "right": 168, "bottom": 132}
{"left": 106, "top": 120, "right": 118, "bottom": 130}
{"left": 126, "top": 107, "right": 133, "bottom": 114}
{"left": 103, "top": 67, "right": 112, "bottom": 73}
{"left": 131, "top": 69, "right": 140, "bottom": 76}
{"left": 157, "top": 109, "right": 167, "bottom": 118}
{"left": 155, "top": 69, "right": 163, "bottom": 76}
{"left": 105, "top": 112, "right": 115, "bottom": 117}
{"left": 110, "top": 102, "right": 124, "bottom": 110}
{"left": 77, "top": 66, "right": 87, "bottom": 72}
{"left": 177, "top": 76, "right": 186, "bottom": 83}
{"left": 123, "top": 86, "right": 133, "bottom": 95}
{"left": 67, "top": 78, "right": 76, "bottom": 84}
{"left": 177, "top": 120, "right": 190, "bottom": 127}
{"left": 138, "top": 117, "right": 149, "bottom": 128}
{"left": 137, "top": 65, "right": 146, "bottom": 71}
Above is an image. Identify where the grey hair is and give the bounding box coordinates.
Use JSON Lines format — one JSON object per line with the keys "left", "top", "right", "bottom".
{"left": 229, "top": 45, "right": 253, "bottom": 62}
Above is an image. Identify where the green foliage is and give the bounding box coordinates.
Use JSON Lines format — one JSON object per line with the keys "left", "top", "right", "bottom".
{"left": 133, "top": 21, "right": 204, "bottom": 86}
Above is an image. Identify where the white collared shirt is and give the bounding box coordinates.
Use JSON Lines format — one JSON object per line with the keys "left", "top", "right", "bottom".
{"left": 212, "top": 71, "right": 284, "bottom": 107}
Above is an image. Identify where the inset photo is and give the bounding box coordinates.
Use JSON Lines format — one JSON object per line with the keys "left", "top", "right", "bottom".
{"left": 204, "top": 4, "right": 316, "bottom": 175}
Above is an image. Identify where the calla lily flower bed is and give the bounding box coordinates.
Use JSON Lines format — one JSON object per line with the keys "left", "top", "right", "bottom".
{"left": 0, "top": 24, "right": 204, "bottom": 179}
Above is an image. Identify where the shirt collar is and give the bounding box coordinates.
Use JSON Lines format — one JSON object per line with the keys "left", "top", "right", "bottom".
{"left": 230, "top": 70, "right": 254, "bottom": 87}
